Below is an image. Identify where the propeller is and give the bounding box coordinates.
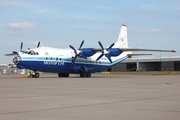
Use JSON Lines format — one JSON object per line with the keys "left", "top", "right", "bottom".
{"left": 96, "top": 41, "right": 115, "bottom": 63}
{"left": 69, "top": 40, "right": 86, "bottom": 65}
{"left": 20, "top": 42, "right": 23, "bottom": 51}
{"left": 13, "top": 42, "right": 24, "bottom": 55}
{"left": 37, "top": 41, "right": 40, "bottom": 48}
{"left": 6, "top": 41, "right": 41, "bottom": 56}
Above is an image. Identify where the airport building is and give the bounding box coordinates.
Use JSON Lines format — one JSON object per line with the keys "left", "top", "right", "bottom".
{"left": 111, "top": 56, "right": 180, "bottom": 71}
{"left": 0, "top": 64, "right": 27, "bottom": 75}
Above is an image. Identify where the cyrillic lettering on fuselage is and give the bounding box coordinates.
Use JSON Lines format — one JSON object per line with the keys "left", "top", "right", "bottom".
{"left": 43, "top": 61, "right": 64, "bottom": 65}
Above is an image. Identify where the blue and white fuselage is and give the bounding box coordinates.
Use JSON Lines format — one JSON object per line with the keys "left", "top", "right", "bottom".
{"left": 16, "top": 47, "right": 129, "bottom": 73}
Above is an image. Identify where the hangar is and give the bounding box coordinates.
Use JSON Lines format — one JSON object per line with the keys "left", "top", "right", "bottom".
{"left": 111, "top": 56, "right": 180, "bottom": 71}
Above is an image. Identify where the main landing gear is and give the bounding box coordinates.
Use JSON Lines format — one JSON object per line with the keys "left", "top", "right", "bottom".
{"left": 58, "top": 73, "right": 69, "bottom": 77}
{"left": 57, "top": 72, "right": 91, "bottom": 77}
{"left": 80, "top": 72, "right": 91, "bottom": 77}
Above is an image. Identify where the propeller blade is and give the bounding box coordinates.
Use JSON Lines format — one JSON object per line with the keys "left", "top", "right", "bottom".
{"left": 37, "top": 41, "right": 40, "bottom": 48}
{"left": 98, "top": 41, "right": 104, "bottom": 50}
{"left": 79, "top": 40, "right": 84, "bottom": 49}
{"left": 96, "top": 53, "right": 104, "bottom": 61}
{"left": 20, "top": 42, "right": 23, "bottom": 51}
{"left": 69, "top": 45, "right": 77, "bottom": 54}
{"left": 73, "top": 55, "right": 78, "bottom": 64}
{"left": 107, "top": 43, "right": 115, "bottom": 51}
{"left": 105, "top": 54, "right": 112, "bottom": 63}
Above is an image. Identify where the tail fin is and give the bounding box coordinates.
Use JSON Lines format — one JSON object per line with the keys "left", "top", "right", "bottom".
{"left": 114, "top": 24, "right": 128, "bottom": 48}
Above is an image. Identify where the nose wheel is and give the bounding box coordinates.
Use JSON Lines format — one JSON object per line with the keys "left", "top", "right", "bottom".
{"left": 29, "top": 71, "right": 40, "bottom": 78}
{"left": 34, "top": 72, "right": 40, "bottom": 78}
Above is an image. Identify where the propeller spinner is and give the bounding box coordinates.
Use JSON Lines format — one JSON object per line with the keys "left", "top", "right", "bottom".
{"left": 96, "top": 41, "right": 115, "bottom": 63}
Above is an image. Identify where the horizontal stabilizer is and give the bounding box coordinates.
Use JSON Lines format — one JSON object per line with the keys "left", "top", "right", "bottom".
{"left": 5, "top": 53, "right": 16, "bottom": 56}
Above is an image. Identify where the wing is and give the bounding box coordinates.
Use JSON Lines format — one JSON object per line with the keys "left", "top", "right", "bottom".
{"left": 120, "top": 48, "right": 176, "bottom": 52}
{"left": 92, "top": 48, "right": 176, "bottom": 53}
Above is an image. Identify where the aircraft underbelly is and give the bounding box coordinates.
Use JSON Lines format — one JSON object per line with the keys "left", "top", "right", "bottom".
{"left": 17, "top": 61, "right": 110, "bottom": 73}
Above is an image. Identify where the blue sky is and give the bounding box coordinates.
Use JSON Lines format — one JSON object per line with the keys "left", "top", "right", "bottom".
{"left": 0, "top": 0, "right": 180, "bottom": 64}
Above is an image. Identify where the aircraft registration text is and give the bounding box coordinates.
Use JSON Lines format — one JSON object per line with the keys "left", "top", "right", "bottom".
{"left": 43, "top": 61, "right": 64, "bottom": 65}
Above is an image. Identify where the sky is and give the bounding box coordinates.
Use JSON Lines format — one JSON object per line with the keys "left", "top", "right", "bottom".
{"left": 0, "top": 0, "right": 180, "bottom": 64}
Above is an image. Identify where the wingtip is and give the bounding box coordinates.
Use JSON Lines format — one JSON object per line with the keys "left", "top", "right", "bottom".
{"left": 171, "top": 50, "right": 176, "bottom": 52}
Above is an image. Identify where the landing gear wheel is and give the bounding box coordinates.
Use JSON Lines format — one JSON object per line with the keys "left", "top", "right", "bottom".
{"left": 86, "top": 72, "right": 91, "bottom": 77}
{"left": 35, "top": 73, "right": 40, "bottom": 78}
{"left": 80, "top": 72, "right": 86, "bottom": 77}
{"left": 80, "top": 72, "right": 91, "bottom": 77}
{"left": 58, "top": 73, "right": 69, "bottom": 77}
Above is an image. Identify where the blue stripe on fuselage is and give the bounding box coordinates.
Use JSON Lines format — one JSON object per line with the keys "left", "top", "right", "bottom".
{"left": 19, "top": 56, "right": 127, "bottom": 73}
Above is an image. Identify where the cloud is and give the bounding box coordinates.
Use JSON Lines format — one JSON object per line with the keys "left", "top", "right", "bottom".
{"left": 92, "top": 5, "right": 113, "bottom": 10}
{"left": 31, "top": 41, "right": 43, "bottom": 47}
{"left": 139, "top": 29, "right": 166, "bottom": 33}
{"left": 72, "top": 15, "right": 93, "bottom": 19}
{"left": 31, "top": 41, "right": 40, "bottom": 45}
{"left": 141, "top": 4, "right": 156, "bottom": 10}
{"left": 1, "top": 1, "right": 32, "bottom": 7}
{"left": 7, "top": 23, "right": 36, "bottom": 30}
{"left": 149, "top": 29, "right": 166, "bottom": 33}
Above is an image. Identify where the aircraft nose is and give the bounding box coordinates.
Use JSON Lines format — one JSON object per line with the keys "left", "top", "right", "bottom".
{"left": 13, "top": 57, "right": 20, "bottom": 65}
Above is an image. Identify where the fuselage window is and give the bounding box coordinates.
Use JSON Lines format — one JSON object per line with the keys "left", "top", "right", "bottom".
{"left": 51, "top": 58, "right": 53, "bottom": 60}
{"left": 59, "top": 58, "right": 61, "bottom": 60}
{"left": 46, "top": 57, "right": 48, "bottom": 60}
{"left": 28, "top": 50, "right": 35, "bottom": 55}
{"left": 56, "top": 58, "right": 58, "bottom": 60}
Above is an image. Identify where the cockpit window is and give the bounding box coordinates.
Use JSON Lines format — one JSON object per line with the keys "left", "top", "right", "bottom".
{"left": 26, "top": 50, "right": 39, "bottom": 55}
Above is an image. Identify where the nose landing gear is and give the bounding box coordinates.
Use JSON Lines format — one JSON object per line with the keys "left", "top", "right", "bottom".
{"left": 34, "top": 72, "right": 40, "bottom": 78}
{"left": 28, "top": 71, "right": 40, "bottom": 78}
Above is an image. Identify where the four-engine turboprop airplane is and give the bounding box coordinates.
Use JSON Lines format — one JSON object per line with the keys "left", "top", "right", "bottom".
{"left": 5, "top": 24, "right": 176, "bottom": 78}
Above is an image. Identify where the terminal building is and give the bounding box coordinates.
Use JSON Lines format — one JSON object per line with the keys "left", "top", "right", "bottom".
{"left": 111, "top": 56, "right": 180, "bottom": 71}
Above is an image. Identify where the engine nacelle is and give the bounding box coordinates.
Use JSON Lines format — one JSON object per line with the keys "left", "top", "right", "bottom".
{"left": 80, "top": 48, "right": 95, "bottom": 57}
{"left": 108, "top": 48, "right": 123, "bottom": 56}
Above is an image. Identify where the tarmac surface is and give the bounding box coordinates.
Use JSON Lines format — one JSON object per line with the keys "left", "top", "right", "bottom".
{"left": 0, "top": 74, "right": 180, "bottom": 120}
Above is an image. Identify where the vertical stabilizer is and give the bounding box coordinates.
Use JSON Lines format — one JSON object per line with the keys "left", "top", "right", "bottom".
{"left": 114, "top": 24, "right": 128, "bottom": 48}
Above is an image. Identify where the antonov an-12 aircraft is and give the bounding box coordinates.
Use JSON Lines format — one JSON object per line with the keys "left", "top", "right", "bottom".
{"left": 5, "top": 24, "right": 176, "bottom": 78}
